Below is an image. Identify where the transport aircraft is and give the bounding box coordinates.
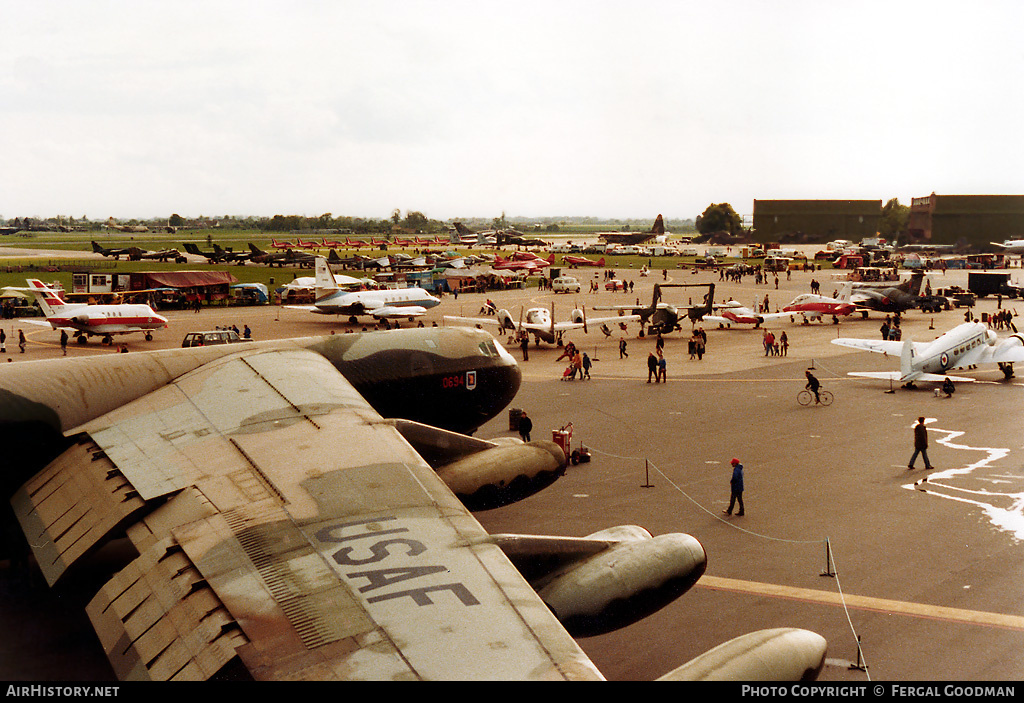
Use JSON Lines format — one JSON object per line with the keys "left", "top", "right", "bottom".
{"left": 990, "top": 239, "right": 1024, "bottom": 255}
{"left": 832, "top": 320, "right": 1024, "bottom": 385}
{"left": 286, "top": 255, "right": 440, "bottom": 323}
{"left": 593, "top": 283, "right": 716, "bottom": 336}
{"left": 16, "top": 279, "right": 169, "bottom": 344}
{"left": 597, "top": 214, "right": 666, "bottom": 246}
{"left": 0, "top": 326, "right": 828, "bottom": 681}
{"left": 445, "top": 302, "right": 640, "bottom": 346}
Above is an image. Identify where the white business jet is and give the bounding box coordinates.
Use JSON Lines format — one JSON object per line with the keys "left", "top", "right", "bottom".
{"left": 287, "top": 256, "right": 440, "bottom": 324}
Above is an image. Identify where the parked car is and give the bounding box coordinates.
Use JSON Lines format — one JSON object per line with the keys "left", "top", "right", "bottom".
{"left": 181, "top": 329, "right": 253, "bottom": 347}
{"left": 605, "top": 279, "right": 626, "bottom": 291}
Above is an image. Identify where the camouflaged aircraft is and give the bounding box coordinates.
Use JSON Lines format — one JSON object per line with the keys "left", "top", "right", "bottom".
{"left": 0, "top": 327, "right": 827, "bottom": 681}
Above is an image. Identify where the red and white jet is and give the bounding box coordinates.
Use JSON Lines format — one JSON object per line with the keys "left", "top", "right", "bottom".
{"left": 19, "top": 279, "right": 169, "bottom": 345}
{"left": 781, "top": 283, "right": 856, "bottom": 321}
{"left": 562, "top": 255, "right": 605, "bottom": 267}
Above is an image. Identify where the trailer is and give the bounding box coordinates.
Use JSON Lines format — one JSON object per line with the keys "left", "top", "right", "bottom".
{"left": 968, "top": 271, "right": 1021, "bottom": 298}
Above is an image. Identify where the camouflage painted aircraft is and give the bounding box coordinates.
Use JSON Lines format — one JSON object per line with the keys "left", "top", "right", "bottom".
{"left": 0, "top": 328, "right": 827, "bottom": 681}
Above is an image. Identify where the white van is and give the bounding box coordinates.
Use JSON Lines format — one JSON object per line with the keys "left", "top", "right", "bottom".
{"left": 551, "top": 276, "right": 581, "bottom": 293}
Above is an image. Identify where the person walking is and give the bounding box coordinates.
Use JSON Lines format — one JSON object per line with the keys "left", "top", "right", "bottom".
{"left": 0, "top": 328, "right": 6, "bottom": 354}
{"left": 519, "top": 333, "right": 529, "bottom": 361}
{"left": 18, "top": 329, "right": 26, "bottom": 354}
{"left": 518, "top": 411, "right": 533, "bottom": 443}
{"left": 723, "top": 458, "right": 745, "bottom": 516}
{"left": 619, "top": 337, "right": 628, "bottom": 359}
{"left": 581, "top": 352, "right": 592, "bottom": 380}
{"left": 60, "top": 330, "right": 68, "bottom": 355}
{"left": 908, "top": 417, "right": 934, "bottom": 470}
{"left": 647, "top": 351, "right": 659, "bottom": 383}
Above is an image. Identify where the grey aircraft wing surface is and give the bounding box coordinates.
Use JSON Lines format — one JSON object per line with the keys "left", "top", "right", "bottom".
{"left": 1, "top": 328, "right": 825, "bottom": 681}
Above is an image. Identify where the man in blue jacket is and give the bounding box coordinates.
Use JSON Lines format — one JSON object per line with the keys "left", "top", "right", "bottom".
{"left": 724, "top": 458, "right": 745, "bottom": 516}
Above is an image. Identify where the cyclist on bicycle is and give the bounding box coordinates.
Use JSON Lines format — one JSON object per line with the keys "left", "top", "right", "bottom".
{"left": 805, "top": 370, "right": 822, "bottom": 404}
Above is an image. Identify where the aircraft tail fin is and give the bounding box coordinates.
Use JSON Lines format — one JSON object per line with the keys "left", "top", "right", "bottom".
{"left": 837, "top": 282, "right": 853, "bottom": 302}
{"left": 596, "top": 257, "right": 605, "bottom": 267}
{"left": 25, "top": 279, "right": 69, "bottom": 317}
{"left": 900, "top": 336, "right": 915, "bottom": 380}
{"left": 907, "top": 271, "right": 925, "bottom": 296}
{"left": 315, "top": 256, "right": 339, "bottom": 295}
{"left": 91, "top": 241, "right": 106, "bottom": 255}
{"left": 651, "top": 214, "right": 665, "bottom": 235}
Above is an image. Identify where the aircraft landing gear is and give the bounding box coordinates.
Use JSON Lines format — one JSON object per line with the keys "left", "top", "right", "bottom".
{"left": 999, "top": 362, "right": 1015, "bottom": 379}
{"left": 102, "top": 335, "right": 114, "bottom": 346}
{"left": 145, "top": 332, "right": 153, "bottom": 341}
{"left": 76, "top": 335, "right": 88, "bottom": 345}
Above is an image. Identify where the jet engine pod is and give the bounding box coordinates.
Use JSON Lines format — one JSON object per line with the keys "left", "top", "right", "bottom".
{"left": 657, "top": 628, "right": 828, "bottom": 682}
{"left": 435, "top": 440, "right": 567, "bottom": 511}
{"left": 539, "top": 528, "right": 706, "bottom": 637}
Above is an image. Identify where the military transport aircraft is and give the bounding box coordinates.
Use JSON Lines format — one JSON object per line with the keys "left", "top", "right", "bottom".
{"left": 0, "top": 327, "right": 827, "bottom": 681}
{"left": 597, "top": 214, "right": 666, "bottom": 246}
{"left": 15, "top": 278, "right": 169, "bottom": 344}
{"left": 286, "top": 256, "right": 440, "bottom": 323}
{"left": 990, "top": 239, "right": 1024, "bottom": 255}
{"left": 832, "top": 320, "right": 1024, "bottom": 385}
{"left": 445, "top": 303, "right": 641, "bottom": 346}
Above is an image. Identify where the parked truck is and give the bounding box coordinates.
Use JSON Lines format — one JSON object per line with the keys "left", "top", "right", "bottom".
{"left": 968, "top": 271, "right": 1021, "bottom": 298}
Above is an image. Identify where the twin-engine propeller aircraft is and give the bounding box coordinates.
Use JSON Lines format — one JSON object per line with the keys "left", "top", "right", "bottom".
{"left": 593, "top": 283, "right": 716, "bottom": 336}
{"left": 832, "top": 321, "right": 1024, "bottom": 385}
{"left": 14, "top": 279, "right": 169, "bottom": 345}
{"left": 287, "top": 256, "right": 440, "bottom": 324}
{"left": 0, "top": 328, "right": 827, "bottom": 681}
{"left": 444, "top": 302, "right": 640, "bottom": 346}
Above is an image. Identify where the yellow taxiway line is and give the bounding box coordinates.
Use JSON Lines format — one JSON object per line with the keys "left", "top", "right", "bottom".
{"left": 698, "top": 575, "right": 1024, "bottom": 631}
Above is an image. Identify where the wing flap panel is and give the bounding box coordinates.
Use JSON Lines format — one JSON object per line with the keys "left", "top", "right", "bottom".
{"left": 86, "top": 539, "right": 249, "bottom": 681}
{"left": 13, "top": 438, "right": 147, "bottom": 586}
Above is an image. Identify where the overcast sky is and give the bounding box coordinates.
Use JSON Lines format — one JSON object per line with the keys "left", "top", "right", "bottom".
{"left": 2, "top": 1, "right": 1022, "bottom": 222}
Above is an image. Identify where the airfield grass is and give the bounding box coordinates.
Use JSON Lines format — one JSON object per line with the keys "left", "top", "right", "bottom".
{"left": 0, "top": 229, "right": 821, "bottom": 293}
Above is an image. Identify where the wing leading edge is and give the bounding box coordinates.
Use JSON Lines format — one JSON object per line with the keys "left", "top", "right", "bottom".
{"left": 13, "top": 347, "right": 603, "bottom": 681}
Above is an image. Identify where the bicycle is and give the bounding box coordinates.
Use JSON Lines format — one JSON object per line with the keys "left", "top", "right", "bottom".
{"left": 798, "top": 389, "right": 833, "bottom": 406}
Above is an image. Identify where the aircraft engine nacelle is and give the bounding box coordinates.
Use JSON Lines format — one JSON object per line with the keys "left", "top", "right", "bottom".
{"left": 435, "top": 440, "right": 567, "bottom": 511}
{"left": 570, "top": 308, "right": 585, "bottom": 324}
{"left": 657, "top": 628, "right": 828, "bottom": 682}
{"left": 648, "top": 308, "right": 678, "bottom": 334}
{"left": 496, "top": 309, "right": 516, "bottom": 332}
{"left": 537, "top": 526, "right": 706, "bottom": 637}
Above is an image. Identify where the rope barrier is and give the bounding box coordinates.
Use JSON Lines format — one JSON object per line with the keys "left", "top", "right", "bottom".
{"left": 585, "top": 441, "right": 870, "bottom": 677}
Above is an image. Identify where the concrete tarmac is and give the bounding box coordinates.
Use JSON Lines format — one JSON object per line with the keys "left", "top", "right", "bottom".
{"left": 2, "top": 261, "right": 1024, "bottom": 681}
